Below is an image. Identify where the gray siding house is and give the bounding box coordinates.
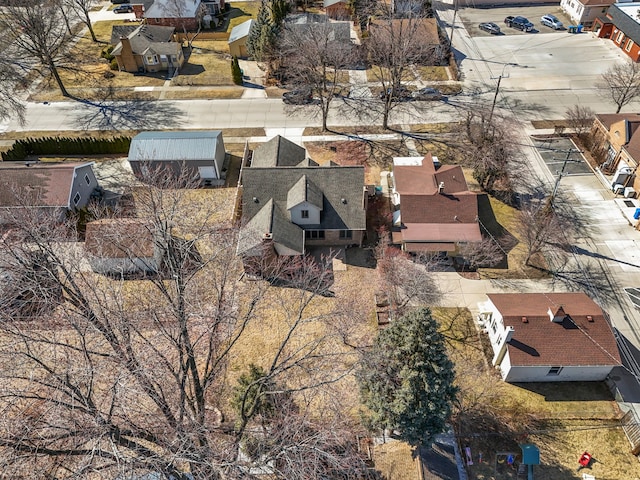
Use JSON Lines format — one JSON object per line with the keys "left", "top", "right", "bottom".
{"left": 0, "top": 162, "right": 99, "bottom": 223}
{"left": 237, "top": 136, "right": 367, "bottom": 265}
{"left": 128, "top": 131, "right": 227, "bottom": 186}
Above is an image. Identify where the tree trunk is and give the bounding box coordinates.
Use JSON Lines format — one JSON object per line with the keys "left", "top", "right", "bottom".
{"left": 48, "top": 59, "right": 69, "bottom": 97}
{"left": 87, "top": 22, "right": 97, "bottom": 42}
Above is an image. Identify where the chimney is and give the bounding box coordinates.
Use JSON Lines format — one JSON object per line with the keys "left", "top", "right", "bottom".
{"left": 438, "top": 181, "right": 445, "bottom": 193}
{"left": 263, "top": 233, "right": 272, "bottom": 240}
{"left": 492, "top": 326, "right": 515, "bottom": 367}
{"left": 548, "top": 306, "right": 566, "bottom": 323}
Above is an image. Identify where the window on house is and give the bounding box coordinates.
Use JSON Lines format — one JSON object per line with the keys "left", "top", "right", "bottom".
{"left": 73, "top": 192, "right": 81, "bottom": 206}
{"left": 146, "top": 55, "right": 158, "bottom": 64}
{"left": 301, "top": 210, "right": 309, "bottom": 219}
{"left": 160, "top": 55, "right": 167, "bottom": 62}
{"left": 305, "top": 230, "right": 325, "bottom": 239}
{"left": 626, "top": 40, "right": 634, "bottom": 52}
{"left": 616, "top": 31, "right": 624, "bottom": 43}
{"left": 84, "top": 173, "right": 91, "bottom": 185}
{"left": 339, "top": 230, "right": 352, "bottom": 239}
{"left": 547, "top": 366, "right": 563, "bottom": 376}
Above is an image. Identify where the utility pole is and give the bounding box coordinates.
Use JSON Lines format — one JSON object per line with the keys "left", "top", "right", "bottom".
{"left": 449, "top": 0, "right": 458, "bottom": 49}
{"left": 549, "top": 149, "right": 575, "bottom": 207}
{"left": 488, "top": 74, "right": 503, "bottom": 125}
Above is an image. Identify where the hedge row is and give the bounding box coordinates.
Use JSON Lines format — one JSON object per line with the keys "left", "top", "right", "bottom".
{"left": 2, "top": 136, "right": 132, "bottom": 161}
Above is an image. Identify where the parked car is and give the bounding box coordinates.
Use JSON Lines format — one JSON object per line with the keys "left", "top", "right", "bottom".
{"left": 111, "top": 0, "right": 130, "bottom": 3}
{"left": 479, "top": 22, "right": 501, "bottom": 35}
{"left": 113, "top": 4, "right": 134, "bottom": 13}
{"left": 379, "top": 86, "right": 411, "bottom": 101}
{"left": 504, "top": 16, "right": 534, "bottom": 32}
{"left": 411, "top": 87, "right": 443, "bottom": 101}
{"left": 282, "top": 89, "right": 313, "bottom": 105}
{"left": 540, "top": 14, "right": 563, "bottom": 30}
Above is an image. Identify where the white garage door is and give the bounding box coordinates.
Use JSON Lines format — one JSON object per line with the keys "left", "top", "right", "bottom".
{"left": 198, "top": 166, "right": 217, "bottom": 179}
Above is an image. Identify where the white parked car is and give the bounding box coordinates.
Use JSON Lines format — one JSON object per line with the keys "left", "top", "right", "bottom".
{"left": 540, "top": 14, "right": 563, "bottom": 30}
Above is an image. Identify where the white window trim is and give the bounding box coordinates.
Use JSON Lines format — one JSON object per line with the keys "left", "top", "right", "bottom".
{"left": 73, "top": 192, "right": 81, "bottom": 206}
{"left": 626, "top": 39, "right": 634, "bottom": 52}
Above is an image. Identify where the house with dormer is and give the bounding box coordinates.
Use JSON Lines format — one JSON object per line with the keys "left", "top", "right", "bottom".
{"left": 390, "top": 154, "right": 482, "bottom": 255}
{"left": 237, "top": 136, "right": 367, "bottom": 267}
{"left": 477, "top": 293, "right": 621, "bottom": 382}
{"left": 111, "top": 24, "right": 184, "bottom": 74}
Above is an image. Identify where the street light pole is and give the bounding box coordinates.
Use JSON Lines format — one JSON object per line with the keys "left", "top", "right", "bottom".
{"left": 550, "top": 149, "right": 576, "bottom": 207}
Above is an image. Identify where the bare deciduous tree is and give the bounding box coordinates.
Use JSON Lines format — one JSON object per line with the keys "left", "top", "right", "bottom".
{"left": 64, "top": 0, "right": 100, "bottom": 42}
{"left": 279, "top": 21, "right": 356, "bottom": 131}
{"left": 0, "top": 175, "right": 371, "bottom": 478}
{"left": 365, "top": 7, "right": 439, "bottom": 129}
{"left": 565, "top": 104, "right": 595, "bottom": 149}
{"left": 519, "top": 201, "right": 568, "bottom": 267}
{"left": 1, "top": 0, "right": 72, "bottom": 97}
{"left": 457, "top": 237, "right": 505, "bottom": 271}
{"left": 598, "top": 62, "right": 640, "bottom": 114}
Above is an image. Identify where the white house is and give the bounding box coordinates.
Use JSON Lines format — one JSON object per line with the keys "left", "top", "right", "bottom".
{"left": 560, "top": 0, "right": 615, "bottom": 29}
{"left": 477, "top": 293, "right": 621, "bottom": 382}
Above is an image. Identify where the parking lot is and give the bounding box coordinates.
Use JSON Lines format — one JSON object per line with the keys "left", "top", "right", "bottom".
{"left": 451, "top": 4, "right": 627, "bottom": 96}
{"left": 532, "top": 137, "right": 592, "bottom": 176}
{"left": 460, "top": 6, "right": 573, "bottom": 37}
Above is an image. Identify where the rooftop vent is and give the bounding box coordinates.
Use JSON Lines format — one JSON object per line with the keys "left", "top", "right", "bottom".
{"left": 521, "top": 316, "right": 528, "bottom": 323}
{"left": 587, "top": 315, "right": 594, "bottom": 322}
{"left": 253, "top": 197, "right": 259, "bottom": 203}
{"left": 263, "top": 233, "right": 272, "bottom": 240}
{"left": 438, "top": 181, "right": 445, "bottom": 193}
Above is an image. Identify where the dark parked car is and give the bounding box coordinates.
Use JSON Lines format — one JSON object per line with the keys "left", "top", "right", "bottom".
{"left": 379, "top": 86, "right": 411, "bottom": 101}
{"left": 111, "top": 0, "right": 130, "bottom": 3}
{"left": 282, "top": 89, "right": 313, "bottom": 105}
{"left": 504, "top": 16, "right": 534, "bottom": 32}
{"left": 479, "top": 22, "right": 501, "bottom": 35}
{"left": 114, "top": 4, "right": 134, "bottom": 13}
{"left": 411, "top": 87, "right": 443, "bottom": 101}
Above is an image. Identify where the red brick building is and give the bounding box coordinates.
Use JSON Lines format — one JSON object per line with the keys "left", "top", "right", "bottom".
{"left": 594, "top": 2, "right": 640, "bottom": 61}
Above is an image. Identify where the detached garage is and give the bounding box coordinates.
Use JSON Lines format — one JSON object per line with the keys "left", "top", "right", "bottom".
{"left": 128, "top": 131, "right": 227, "bottom": 187}
{"left": 228, "top": 19, "right": 254, "bottom": 58}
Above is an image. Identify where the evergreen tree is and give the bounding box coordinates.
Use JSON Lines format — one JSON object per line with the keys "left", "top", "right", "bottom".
{"left": 231, "top": 56, "right": 243, "bottom": 85}
{"left": 357, "top": 307, "right": 457, "bottom": 447}
{"left": 246, "top": 0, "right": 275, "bottom": 62}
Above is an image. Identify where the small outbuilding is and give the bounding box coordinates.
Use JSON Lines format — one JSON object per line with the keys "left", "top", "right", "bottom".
{"left": 128, "top": 131, "right": 227, "bottom": 186}
{"left": 228, "top": 19, "right": 254, "bottom": 58}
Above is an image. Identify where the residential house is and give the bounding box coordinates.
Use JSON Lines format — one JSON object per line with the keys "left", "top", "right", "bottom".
{"left": 144, "top": 0, "right": 207, "bottom": 30}
{"left": 0, "top": 162, "right": 99, "bottom": 223}
{"left": 85, "top": 219, "right": 161, "bottom": 276}
{"left": 324, "top": 0, "right": 351, "bottom": 20}
{"left": 477, "top": 293, "right": 621, "bottom": 382}
{"left": 228, "top": 19, "right": 254, "bottom": 58}
{"left": 590, "top": 113, "right": 640, "bottom": 193}
{"left": 285, "top": 13, "right": 352, "bottom": 42}
{"left": 368, "top": 17, "right": 442, "bottom": 64}
{"left": 237, "top": 136, "right": 367, "bottom": 267}
{"left": 111, "top": 24, "right": 183, "bottom": 74}
{"left": 561, "top": 0, "right": 615, "bottom": 29}
{"left": 594, "top": 3, "right": 640, "bottom": 60}
{"left": 128, "top": 130, "right": 227, "bottom": 186}
{"left": 390, "top": 154, "right": 482, "bottom": 255}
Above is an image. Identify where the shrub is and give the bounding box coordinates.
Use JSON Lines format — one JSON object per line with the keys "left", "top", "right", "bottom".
{"left": 231, "top": 56, "right": 243, "bottom": 85}
{"left": 101, "top": 45, "right": 115, "bottom": 61}
{"left": 110, "top": 59, "right": 119, "bottom": 71}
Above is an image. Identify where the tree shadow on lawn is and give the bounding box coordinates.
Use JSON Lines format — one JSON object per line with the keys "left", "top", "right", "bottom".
{"left": 511, "top": 381, "right": 614, "bottom": 402}
{"left": 477, "top": 193, "right": 518, "bottom": 270}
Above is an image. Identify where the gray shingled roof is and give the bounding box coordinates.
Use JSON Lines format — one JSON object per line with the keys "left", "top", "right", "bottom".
{"left": 286, "top": 175, "right": 323, "bottom": 210}
{"left": 111, "top": 25, "right": 138, "bottom": 46}
{"left": 237, "top": 199, "right": 304, "bottom": 255}
{"left": 145, "top": 0, "right": 200, "bottom": 18}
{"left": 608, "top": 4, "right": 640, "bottom": 44}
{"left": 241, "top": 166, "right": 366, "bottom": 231}
{"left": 251, "top": 136, "right": 306, "bottom": 167}
{"left": 229, "top": 19, "right": 254, "bottom": 44}
{"left": 128, "top": 131, "right": 223, "bottom": 162}
{"left": 284, "top": 15, "right": 351, "bottom": 42}
{"left": 111, "top": 24, "right": 178, "bottom": 56}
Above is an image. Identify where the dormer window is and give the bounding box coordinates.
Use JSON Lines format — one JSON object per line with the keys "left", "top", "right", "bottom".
{"left": 301, "top": 210, "right": 309, "bottom": 219}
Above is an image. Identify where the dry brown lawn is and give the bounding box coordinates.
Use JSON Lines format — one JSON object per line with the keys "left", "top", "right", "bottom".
{"left": 372, "top": 441, "right": 421, "bottom": 480}
{"left": 226, "top": 2, "right": 261, "bottom": 31}
{"left": 163, "top": 87, "right": 244, "bottom": 99}
{"left": 173, "top": 42, "right": 234, "bottom": 86}
{"left": 416, "top": 66, "right": 450, "bottom": 81}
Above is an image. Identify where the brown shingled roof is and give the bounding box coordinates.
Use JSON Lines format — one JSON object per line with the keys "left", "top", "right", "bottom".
{"left": 488, "top": 293, "right": 621, "bottom": 368}
{"left": 393, "top": 154, "right": 469, "bottom": 196}
{"left": 595, "top": 113, "right": 640, "bottom": 130}
{"left": 401, "top": 193, "right": 479, "bottom": 224}
{"left": 0, "top": 162, "right": 87, "bottom": 208}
